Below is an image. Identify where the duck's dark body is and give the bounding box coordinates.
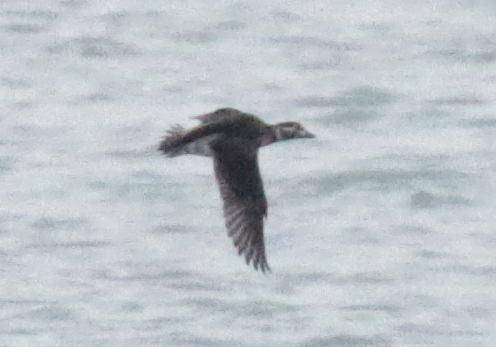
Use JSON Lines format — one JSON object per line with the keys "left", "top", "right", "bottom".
{"left": 159, "top": 108, "right": 314, "bottom": 273}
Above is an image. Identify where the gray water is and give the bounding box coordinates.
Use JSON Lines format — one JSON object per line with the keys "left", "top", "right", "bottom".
{"left": 1, "top": 0, "right": 496, "bottom": 346}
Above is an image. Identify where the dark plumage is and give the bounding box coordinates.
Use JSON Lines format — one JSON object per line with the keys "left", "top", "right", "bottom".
{"left": 158, "top": 108, "right": 315, "bottom": 273}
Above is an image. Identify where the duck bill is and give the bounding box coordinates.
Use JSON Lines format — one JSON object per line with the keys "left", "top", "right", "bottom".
{"left": 300, "top": 129, "right": 316, "bottom": 138}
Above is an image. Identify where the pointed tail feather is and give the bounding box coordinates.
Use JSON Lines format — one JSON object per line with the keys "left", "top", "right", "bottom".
{"left": 158, "top": 125, "right": 214, "bottom": 157}
{"left": 158, "top": 125, "right": 188, "bottom": 157}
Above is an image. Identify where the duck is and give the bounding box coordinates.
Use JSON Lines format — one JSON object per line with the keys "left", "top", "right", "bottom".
{"left": 158, "top": 108, "right": 315, "bottom": 273}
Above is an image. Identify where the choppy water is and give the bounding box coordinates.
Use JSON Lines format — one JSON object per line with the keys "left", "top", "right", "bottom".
{"left": 1, "top": 0, "right": 496, "bottom": 346}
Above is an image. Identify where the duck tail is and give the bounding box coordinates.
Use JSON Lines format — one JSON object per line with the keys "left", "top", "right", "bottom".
{"left": 158, "top": 125, "right": 213, "bottom": 157}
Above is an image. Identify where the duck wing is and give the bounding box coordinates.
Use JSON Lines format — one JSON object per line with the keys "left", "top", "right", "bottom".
{"left": 211, "top": 138, "right": 271, "bottom": 273}
{"left": 194, "top": 108, "right": 240, "bottom": 124}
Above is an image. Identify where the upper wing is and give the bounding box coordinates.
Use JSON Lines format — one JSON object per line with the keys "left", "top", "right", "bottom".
{"left": 194, "top": 108, "right": 239, "bottom": 125}
{"left": 211, "top": 138, "right": 271, "bottom": 273}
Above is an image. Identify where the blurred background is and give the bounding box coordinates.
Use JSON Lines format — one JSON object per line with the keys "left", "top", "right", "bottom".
{"left": 1, "top": 0, "right": 495, "bottom": 346}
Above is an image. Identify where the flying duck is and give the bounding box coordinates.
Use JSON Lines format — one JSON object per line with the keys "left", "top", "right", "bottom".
{"left": 158, "top": 108, "right": 315, "bottom": 273}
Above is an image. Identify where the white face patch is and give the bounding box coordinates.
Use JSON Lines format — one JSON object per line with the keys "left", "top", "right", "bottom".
{"left": 285, "top": 124, "right": 300, "bottom": 138}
